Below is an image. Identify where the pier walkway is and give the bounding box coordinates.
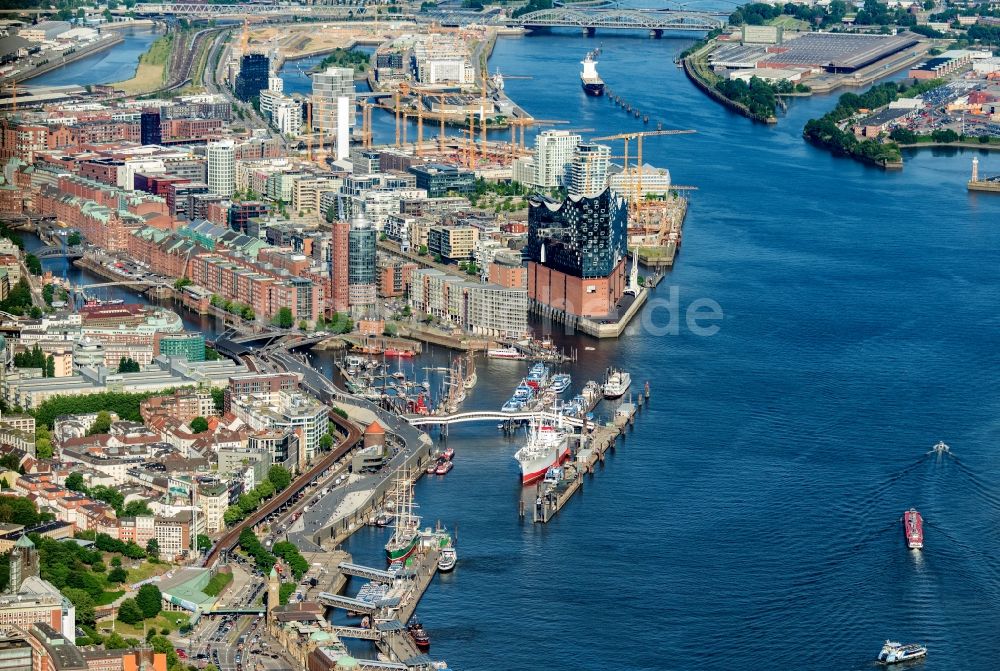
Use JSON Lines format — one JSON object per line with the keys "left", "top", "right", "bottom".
{"left": 403, "top": 410, "right": 585, "bottom": 428}
{"left": 316, "top": 592, "right": 377, "bottom": 615}
{"left": 338, "top": 562, "right": 395, "bottom": 583}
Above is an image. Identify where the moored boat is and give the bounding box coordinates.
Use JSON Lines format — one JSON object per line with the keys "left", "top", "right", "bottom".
{"left": 408, "top": 620, "right": 430, "bottom": 650}
{"left": 434, "top": 459, "right": 453, "bottom": 475}
{"left": 487, "top": 346, "right": 523, "bottom": 359}
{"left": 603, "top": 368, "right": 631, "bottom": 399}
{"left": 904, "top": 508, "right": 923, "bottom": 549}
{"left": 550, "top": 373, "right": 571, "bottom": 394}
{"left": 442, "top": 447, "right": 455, "bottom": 460}
{"left": 514, "top": 418, "right": 572, "bottom": 485}
{"left": 877, "top": 640, "right": 927, "bottom": 664}
{"left": 385, "top": 474, "right": 420, "bottom": 563}
{"left": 438, "top": 546, "right": 457, "bottom": 572}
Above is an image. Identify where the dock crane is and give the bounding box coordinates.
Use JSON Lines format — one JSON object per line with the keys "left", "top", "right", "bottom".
{"left": 591, "top": 129, "right": 696, "bottom": 211}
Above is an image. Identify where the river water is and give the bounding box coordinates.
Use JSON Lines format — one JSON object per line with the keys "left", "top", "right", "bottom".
{"left": 25, "top": 27, "right": 161, "bottom": 87}
{"left": 30, "top": 23, "right": 1000, "bottom": 671}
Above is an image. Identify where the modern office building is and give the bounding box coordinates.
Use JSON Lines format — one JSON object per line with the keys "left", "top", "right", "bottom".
{"left": 330, "top": 219, "right": 351, "bottom": 313}
{"left": 347, "top": 214, "right": 376, "bottom": 316}
{"left": 525, "top": 188, "right": 629, "bottom": 319}
{"left": 311, "top": 67, "right": 354, "bottom": 161}
{"left": 207, "top": 139, "right": 235, "bottom": 197}
{"left": 534, "top": 130, "right": 581, "bottom": 188}
{"left": 140, "top": 110, "right": 162, "bottom": 146}
{"left": 427, "top": 225, "right": 476, "bottom": 263}
{"left": 234, "top": 53, "right": 270, "bottom": 102}
{"left": 568, "top": 143, "right": 611, "bottom": 198}
{"left": 156, "top": 332, "right": 205, "bottom": 362}
{"left": 409, "top": 164, "right": 475, "bottom": 197}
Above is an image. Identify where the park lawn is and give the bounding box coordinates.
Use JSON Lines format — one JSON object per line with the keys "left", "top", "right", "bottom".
{"left": 112, "top": 612, "right": 190, "bottom": 638}
{"left": 769, "top": 15, "right": 810, "bottom": 30}
{"left": 95, "top": 590, "right": 125, "bottom": 606}
{"left": 126, "top": 560, "right": 172, "bottom": 584}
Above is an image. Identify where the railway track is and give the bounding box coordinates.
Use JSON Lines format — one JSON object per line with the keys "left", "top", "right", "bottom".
{"left": 202, "top": 411, "right": 363, "bottom": 567}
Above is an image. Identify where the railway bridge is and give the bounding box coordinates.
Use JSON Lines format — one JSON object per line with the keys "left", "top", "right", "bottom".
{"left": 508, "top": 8, "right": 725, "bottom": 35}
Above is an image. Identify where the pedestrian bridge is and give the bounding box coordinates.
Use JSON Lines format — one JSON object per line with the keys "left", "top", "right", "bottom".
{"left": 403, "top": 410, "right": 585, "bottom": 428}
{"left": 317, "top": 591, "right": 377, "bottom": 614}
{"left": 509, "top": 8, "right": 725, "bottom": 32}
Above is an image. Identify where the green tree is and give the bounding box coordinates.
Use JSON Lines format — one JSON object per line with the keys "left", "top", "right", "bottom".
{"left": 88, "top": 411, "right": 113, "bottom": 436}
{"left": 267, "top": 465, "right": 292, "bottom": 492}
{"left": 136, "top": 584, "right": 162, "bottom": 619}
{"left": 190, "top": 416, "right": 209, "bottom": 433}
{"left": 66, "top": 472, "right": 86, "bottom": 492}
{"left": 25, "top": 254, "right": 42, "bottom": 275}
{"left": 278, "top": 582, "right": 296, "bottom": 605}
{"left": 108, "top": 566, "right": 128, "bottom": 583}
{"left": 122, "top": 500, "right": 152, "bottom": 517}
{"left": 173, "top": 277, "right": 192, "bottom": 290}
{"left": 44, "top": 355, "right": 55, "bottom": 378}
{"left": 272, "top": 307, "right": 294, "bottom": 329}
{"left": 145, "top": 538, "right": 159, "bottom": 558}
{"left": 117, "top": 357, "right": 141, "bottom": 373}
{"left": 89, "top": 485, "right": 124, "bottom": 512}
{"left": 319, "top": 434, "right": 334, "bottom": 451}
{"left": 104, "top": 632, "right": 129, "bottom": 649}
{"left": 62, "top": 587, "right": 96, "bottom": 626}
{"left": 67, "top": 232, "right": 82, "bottom": 246}
{"left": 255, "top": 480, "right": 274, "bottom": 500}
{"left": 116, "top": 599, "right": 144, "bottom": 625}
{"left": 223, "top": 506, "right": 243, "bottom": 528}
{"left": 197, "top": 535, "right": 212, "bottom": 551}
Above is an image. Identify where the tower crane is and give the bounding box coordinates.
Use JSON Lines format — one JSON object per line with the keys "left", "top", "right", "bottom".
{"left": 591, "top": 129, "right": 695, "bottom": 211}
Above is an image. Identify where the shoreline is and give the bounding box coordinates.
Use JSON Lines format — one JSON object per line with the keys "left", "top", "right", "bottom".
{"left": 5, "top": 34, "right": 124, "bottom": 84}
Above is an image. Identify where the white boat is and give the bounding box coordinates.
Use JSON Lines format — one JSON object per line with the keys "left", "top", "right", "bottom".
{"left": 603, "top": 369, "right": 631, "bottom": 399}
{"left": 487, "top": 346, "right": 523, "bottom": 360}
{"left": 550, "top": 373, "right": 571, "bottom": 394}
{"left": 877, "top": 640, "right": 927, "bottom": 664}
{"left": 514, "top": 417, "right": 571, "bottom": 485}
{"left": 438, "top": 546, "right": 457, "bottom": 572}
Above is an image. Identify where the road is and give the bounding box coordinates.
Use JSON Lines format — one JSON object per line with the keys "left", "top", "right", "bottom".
{"left": 203, "top": 27, "right": 289, "bottom": 152}
{"left": 269, "top": 350, "right": 433, "bottom": 551}
{"left": 202, "top": 409, "right": 363, "bottom": 566}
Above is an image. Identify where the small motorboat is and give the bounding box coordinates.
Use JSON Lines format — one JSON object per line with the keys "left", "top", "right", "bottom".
{"left": 438, "top": 546, "right": 457, "bottom": 572}
{"left": 425, "top": 462, "right": 439, "bottom": 475}
{"left": 435, "top": 459, "right": 453, "bottom": 475}
{"left": 442, "top": 447, "right": 455, "bottom": 460}
{"left": 408, "top": 620, "right": 430, "bottom": 650}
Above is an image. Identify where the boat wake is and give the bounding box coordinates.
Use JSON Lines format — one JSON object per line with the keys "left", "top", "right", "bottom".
{"left": 922, "top": 518, "right": 1000, "bottom": 585}
{"left": 846, "top": 453, "right": 932, "bottom": 514}
{"left": 940, "top": 454, "right": 1000, "bottom": 510}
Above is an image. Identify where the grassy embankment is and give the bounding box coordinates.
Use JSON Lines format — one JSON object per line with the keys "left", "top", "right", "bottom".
{"left": 113, "top": 33, "right": 174, "bottom": 95}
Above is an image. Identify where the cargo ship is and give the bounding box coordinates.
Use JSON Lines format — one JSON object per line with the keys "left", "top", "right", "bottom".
{"left": 580, "top": 52, "right": 604, "bottom": 96}
{"left": 514, "top": 418, "right": 572, "bottom": 485}
{"left": 903, "top": 508, "right": 923, "bottom": 549}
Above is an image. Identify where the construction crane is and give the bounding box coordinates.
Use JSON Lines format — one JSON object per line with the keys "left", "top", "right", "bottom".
{"left": 591, "top": 129, "right": 695, "bottom": 211}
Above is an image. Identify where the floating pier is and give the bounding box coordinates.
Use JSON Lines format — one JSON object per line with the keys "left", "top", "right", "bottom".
{"left": 520, "top": 382, "right": 649, "bottom": 524}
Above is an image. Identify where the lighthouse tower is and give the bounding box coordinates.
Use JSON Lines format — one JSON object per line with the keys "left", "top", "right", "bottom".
{"left": 972, "top": 156, "right": 979, "bottom": 183}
